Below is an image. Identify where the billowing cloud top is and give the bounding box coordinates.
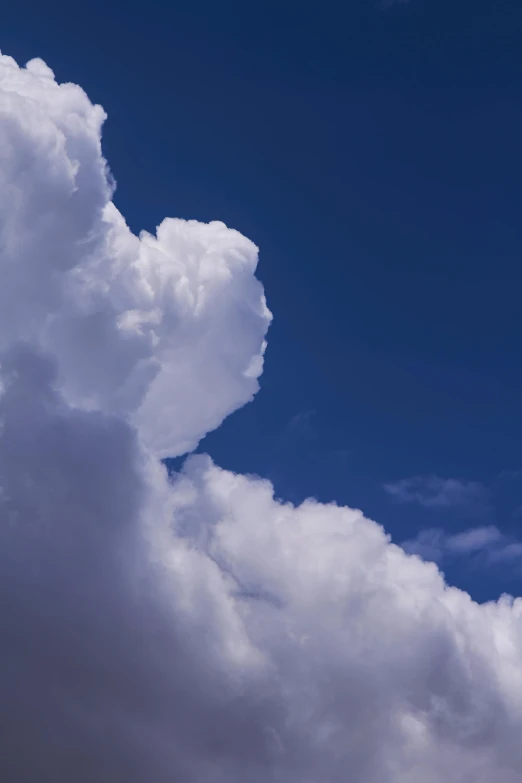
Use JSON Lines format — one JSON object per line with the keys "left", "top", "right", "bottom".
{"left": 1, "top": 53, "right": 522, "bottom": 783}
{"left": 0, "top": 52, "right": 271, "bottom": 457}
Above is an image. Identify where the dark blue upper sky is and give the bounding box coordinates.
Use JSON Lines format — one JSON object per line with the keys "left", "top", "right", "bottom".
{"left": 4, "top": 0, "right": 522, "bottom": 600}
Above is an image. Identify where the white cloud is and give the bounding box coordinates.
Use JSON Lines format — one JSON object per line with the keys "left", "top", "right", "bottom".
{"left": 448, "top": 526, "right": 503, "bottom": 554}
{"left": 384, "top": 475, "right": 488, "bottom": 511}
{"left": 2, "top": 51, "right": 522, "bottom": 782}
{"left": 402, "top": 525, "right": 506, "bottom": 562}
{"left": 0, "top": 53, "right": 271, "bottom": 458}
{"left": 168, "top": 459, "right": 522, "bottom": 781}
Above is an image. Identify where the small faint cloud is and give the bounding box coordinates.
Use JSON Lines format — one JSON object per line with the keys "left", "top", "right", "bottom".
{"left": 273, "top": 409, "right": 318, "bottom": 463}
{"left": 288, "top": 409, "right": 316, "bottom": 434}
{"left": 402, "top": 525, "right": 500, "bottom": 562}
{"left": 496, "top": 468, "right": 522, "bottom": 483}
{"left": 403, "top": 525, "right": 522, "bottom": 567}
{"left": 383, "top": 475, "right": 488, "bottom": 512}
{"left": 447, "top": 526, "right": 502, "bottom": 554}
{"left": 401, "top": 528, "right": 447, "bottom": 562}
{"left": 488, "top": 542, "right": 522, "bottom": 564}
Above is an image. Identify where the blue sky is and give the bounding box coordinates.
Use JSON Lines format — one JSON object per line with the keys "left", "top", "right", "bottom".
{"left": 4, "top": 0, "right": 522, "bottom": 602}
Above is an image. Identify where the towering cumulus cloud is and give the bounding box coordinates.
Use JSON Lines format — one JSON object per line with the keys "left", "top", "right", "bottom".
{"left": 0, "top": 53, "right": 521, "bottom": 783}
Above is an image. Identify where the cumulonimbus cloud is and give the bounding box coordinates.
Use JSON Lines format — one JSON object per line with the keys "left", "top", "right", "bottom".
{"left": 1, "top": 52, "right": 522, "bottom": 783}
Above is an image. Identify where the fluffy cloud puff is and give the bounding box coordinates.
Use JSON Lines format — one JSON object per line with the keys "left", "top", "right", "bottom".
{"left": 1, "top": 52, "right": 522, "bottom": 783}
{"left": 0, "top": 52, "right": 270, "bottom": 457}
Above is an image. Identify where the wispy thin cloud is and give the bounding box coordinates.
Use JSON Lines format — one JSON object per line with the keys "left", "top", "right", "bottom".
{"left": 447, "top": 526, "right": 502, "bottom": 554}
{"left": 403, "top": 525, "right": 522, "bottom": 566}
{"left": 384, "top": 475, "right": 488, "bottom": 512}
{"left": 488, "top": 542, "right": 522, "bottom": 564}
